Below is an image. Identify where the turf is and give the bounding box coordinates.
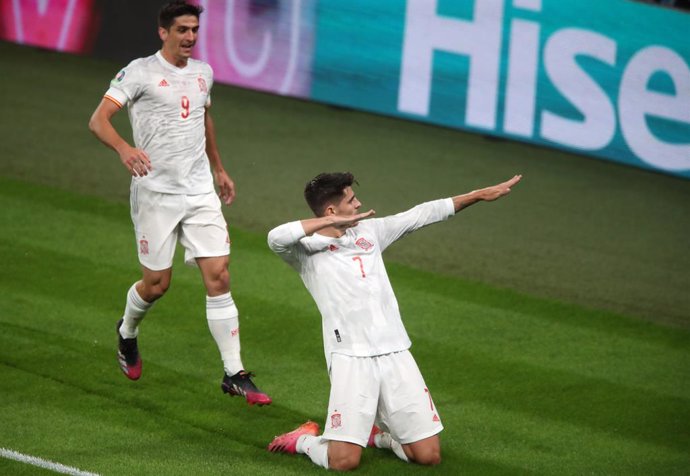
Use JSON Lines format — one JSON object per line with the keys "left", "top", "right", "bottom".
{"left": 0, "top": 40, "right": 689, "bottom": 474}
{"left": 1, "top": 177, "right": 688, "bottom": 475}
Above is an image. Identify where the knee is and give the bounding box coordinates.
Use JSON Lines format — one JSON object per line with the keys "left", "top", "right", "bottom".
{"left": 412, "top": 448, "right": 441, "bottom": 466}
{"left": 140, "top": 277, "right": 170, "bottom": 302}
{"left": 150, "top": 282, "right": 170, "bottom": 300}
{"left": 328, "top": 453, "right": 361, "bottom": 471}
{"left": 216, "top": 267, "right": 230, "bottom": 291}
{"left": 207, "top": 267, "right": 230, "bottom": 295}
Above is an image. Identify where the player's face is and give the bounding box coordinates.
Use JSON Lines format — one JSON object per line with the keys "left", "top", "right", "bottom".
{"left": 159, "top": 15, "right": 199, "bottom": 64}
{"left": 332, "top": 186, "right": 362, "bottom": 217}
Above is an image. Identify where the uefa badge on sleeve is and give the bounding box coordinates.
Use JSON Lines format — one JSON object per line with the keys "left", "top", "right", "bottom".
{"left": 111, "top": 69, "right": 126, "bottom": 87}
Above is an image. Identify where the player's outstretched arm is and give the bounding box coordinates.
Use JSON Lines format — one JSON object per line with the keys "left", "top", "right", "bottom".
{"left": 452, "top": 174, "right": 522, "bottom": 212}
{"left": 88, "top": 98, "right": 151, "bottom": 177}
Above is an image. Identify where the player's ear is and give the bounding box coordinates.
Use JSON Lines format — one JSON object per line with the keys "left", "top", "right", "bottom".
{"left": 158, "top": 27, "right": 168, "bottom": 42}
{"left": 324, "top": 204, "right": 336, "bottom": 216}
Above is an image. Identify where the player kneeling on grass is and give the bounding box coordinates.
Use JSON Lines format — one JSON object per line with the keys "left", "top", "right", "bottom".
{"left": 266, "top": 172, "right": 522, "bottom": 470}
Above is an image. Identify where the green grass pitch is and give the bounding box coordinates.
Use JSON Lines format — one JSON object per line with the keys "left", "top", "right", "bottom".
{"left": 0, "top": 41, "right": 689, "bottom": 475}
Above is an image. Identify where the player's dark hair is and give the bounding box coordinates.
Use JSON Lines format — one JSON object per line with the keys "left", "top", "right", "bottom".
{"left": 158, "top": 1, "right": 203, "bottom": 29}
{"left": 304, "top": 172, "right": 357, "bottom": 216}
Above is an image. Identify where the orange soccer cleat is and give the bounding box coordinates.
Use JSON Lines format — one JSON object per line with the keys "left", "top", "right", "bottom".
{"left": 267, "top": 421, "right": 320, "bottom": 454}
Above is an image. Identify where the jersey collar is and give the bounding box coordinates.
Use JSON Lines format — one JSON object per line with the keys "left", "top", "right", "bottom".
{"left": 155, "top": 50, "right": 189, "bottom": 73}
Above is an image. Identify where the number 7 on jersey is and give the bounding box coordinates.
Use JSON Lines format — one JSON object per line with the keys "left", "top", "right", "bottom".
{"left": 352, "top": 256, "right": 366, "bottom": 278}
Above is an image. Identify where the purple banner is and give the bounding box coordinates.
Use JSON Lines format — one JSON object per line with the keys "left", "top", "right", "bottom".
{"left": 192, "top": 0, "right": 315, "bottom": 97}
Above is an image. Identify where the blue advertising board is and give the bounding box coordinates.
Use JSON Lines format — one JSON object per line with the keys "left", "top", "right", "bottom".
{"left": 311, "top": 0, "right": 690, "bottom": 178}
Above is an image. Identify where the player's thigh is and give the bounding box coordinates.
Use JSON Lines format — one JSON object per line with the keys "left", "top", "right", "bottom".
{"left": 130, "top": 184, "right": 182, "bottom": 271}
{"left": 179, "top": 192, "right": 229, "bottom": 267}
{"left": 322, "top": 353, "right": 379, "bottom": 447}
{"left": 377, "top": 351, "right": 443, "bottom": 445}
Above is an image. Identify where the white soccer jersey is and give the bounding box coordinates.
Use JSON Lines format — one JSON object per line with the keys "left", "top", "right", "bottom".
{"left": 104, "top": 51, "right": 214, "bottom": 195}
{"left": 268, "top": 198, "right": 455, "bottom": 365}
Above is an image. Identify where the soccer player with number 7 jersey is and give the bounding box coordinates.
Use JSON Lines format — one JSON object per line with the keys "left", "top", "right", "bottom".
{"left": 88, "top": 1, "right": 270, "bottom": 406}
{"left": 267, "top": 172, "right": 521, "bottom": 470}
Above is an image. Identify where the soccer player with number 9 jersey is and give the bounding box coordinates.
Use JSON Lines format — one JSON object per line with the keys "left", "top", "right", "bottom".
{"left": 88, "top": 1, "right": 271, "bottom": 406}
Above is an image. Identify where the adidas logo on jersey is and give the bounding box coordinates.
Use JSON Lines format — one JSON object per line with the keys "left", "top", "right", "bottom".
{"left": 158, "top": 79, "right": 170, "bottom": 87}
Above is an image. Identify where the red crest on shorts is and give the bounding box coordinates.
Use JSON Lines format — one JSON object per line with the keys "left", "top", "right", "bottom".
{"left": 330, "top": 412, "right": 342, "bottom": 429}
{"left": 355, "top": 237, "right": 373, "bottom": 251}
{"left": 139, "top": 239, "right": 149, "bottom": 255}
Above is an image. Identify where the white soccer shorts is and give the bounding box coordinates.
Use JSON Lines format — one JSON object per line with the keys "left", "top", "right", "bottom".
{"left": 130, "top": 183, "right": 230, "bottom": 271}
{"left": 322, "top": 350, "right": 443, "bottom": 447}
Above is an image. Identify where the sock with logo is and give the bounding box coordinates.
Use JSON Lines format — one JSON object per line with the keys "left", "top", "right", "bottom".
{"left": 119, "top": 282, "right": 153, "bottom": 339}
{"left": 206, "top": 292, "right": 244, "bottom": 375}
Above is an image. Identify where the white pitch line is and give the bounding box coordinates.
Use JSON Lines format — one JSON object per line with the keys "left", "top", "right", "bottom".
{"left": 1, "top": 447, "right": 100, "bottom": 476}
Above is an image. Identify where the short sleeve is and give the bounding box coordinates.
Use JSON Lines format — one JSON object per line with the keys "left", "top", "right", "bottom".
{"left": 104, "top": 60, "right": 145, "bottom": 108}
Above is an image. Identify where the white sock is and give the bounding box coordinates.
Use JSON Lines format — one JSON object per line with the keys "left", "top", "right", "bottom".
{"left": 374, "top": 431, "right": 409, "bottom": 463}
{"left": 119, "top": 283, "right": 153, "bottom": 339}
{"left": 206, "top": 292, "right": 244, "bottom": 375}
{"left": 296, "top": 435, "right": 329, "bottom": 469}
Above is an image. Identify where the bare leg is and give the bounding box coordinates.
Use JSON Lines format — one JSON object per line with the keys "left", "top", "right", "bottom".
{"left": 402, "top": 434, "right": 441, "bottom": 466}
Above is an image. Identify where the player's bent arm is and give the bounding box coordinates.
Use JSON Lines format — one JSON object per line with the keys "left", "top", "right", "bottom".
{"left": 88, "top": 98, "right": 151, "bottom": 176}
{"left": 267, "top": 215, "right": 372, "bottom": 267}
{"left": 267, "top": 210, "right": 375, "bottom": 251}
{"left": 299, "top": 210, "right": 375, "bottom": 237}
{"left": 267, "top": 221, "right": 311, "bottom": 270}
{"left": 88, "top": 98, "right": 129, "bottom": 153}
{"left": 452, "top": 174, "right": 522, "bottom": 212}
{"left": 267, "top": 218, "right": 338, "bottom": 252}
{"left": 267, "top": 221, "right": 306, "bottom": 253}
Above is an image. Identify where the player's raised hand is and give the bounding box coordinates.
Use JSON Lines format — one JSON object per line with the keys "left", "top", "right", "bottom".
{"left": 480, "top": 174, "right": 522, "bottom": 201}
{"left": 118, "top": 146, "right": 152, "bottom": 177}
